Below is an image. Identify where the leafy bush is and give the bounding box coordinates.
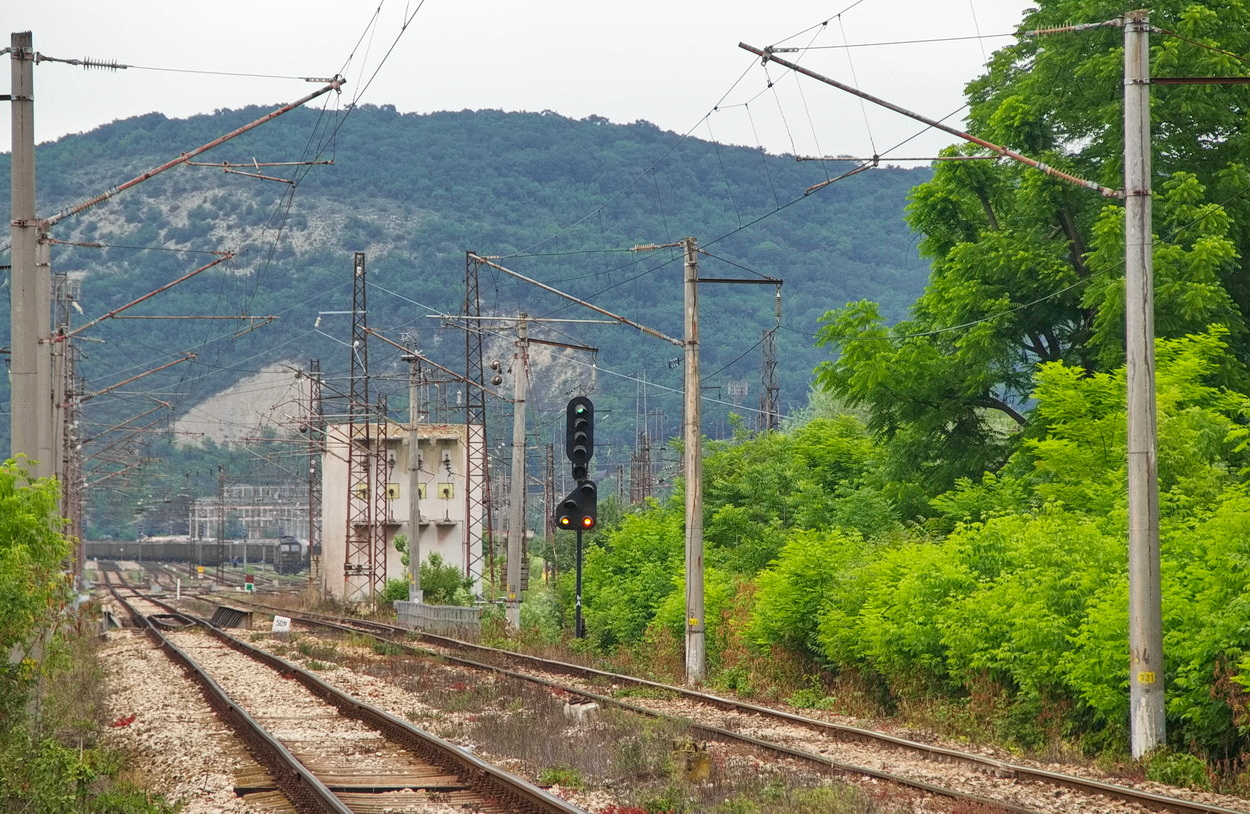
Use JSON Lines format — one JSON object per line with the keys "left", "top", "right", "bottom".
{"left": 0, "top": 461, "right": 73, "bottom": 716}
{"left": 0, "top": 729, "right": 174, "bottom": 814}
{"left": 583, "top": 507, "right": 684, "bottom": 648}
{"left": 0, "top": 461, "right": 171, "bottom": 812}
{"left": 748, "top": 528, "right": 872, "bottom": 658}
{"left": 729, "top": 333, "right": 1250, "bottom": 762}
{"left": 420, "top": 552, "right": 476, "bottom": 606}
{"left": 382, "top": 578, "right": 409, "bottom": 602}
{"left": 1146, "top": 750, "right": 1212, "bottom": 790}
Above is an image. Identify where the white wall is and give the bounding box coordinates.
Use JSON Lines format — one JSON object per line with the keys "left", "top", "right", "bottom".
{"left": 320, "top": 421, "right": 479, "bottom": 601}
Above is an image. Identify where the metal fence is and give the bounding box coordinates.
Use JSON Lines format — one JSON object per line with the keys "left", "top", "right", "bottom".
{"left": 393, "top": 600, "right": 481, "bottom": 640}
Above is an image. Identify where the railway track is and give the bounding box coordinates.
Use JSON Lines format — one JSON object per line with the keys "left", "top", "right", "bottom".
{"left": 100, "top": 573, "right": 588, "bottom": 814}
{"left": 222, "top": 597, "right": 1250, "bottom": 814}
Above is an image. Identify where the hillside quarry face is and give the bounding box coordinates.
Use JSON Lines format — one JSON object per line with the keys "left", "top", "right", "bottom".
{"left": 173, "top": 362, "right": 307, "bottom": 446}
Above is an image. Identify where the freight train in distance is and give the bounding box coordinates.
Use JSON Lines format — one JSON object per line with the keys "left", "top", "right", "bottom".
{"left": 85, "top": 535, "right": 309, "bottom": 573}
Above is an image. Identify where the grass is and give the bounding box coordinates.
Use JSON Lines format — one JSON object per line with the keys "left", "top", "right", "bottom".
{"left": 454, "top": 675, "right": 882, "bottom": 813}
{"left": 537, "top": 764, "right": 584, "bottom": 790}
{"left": 294, "top": 639, "right": 340, "bottom": 662}
{"left": 372, "top": 640, "right": 405, "bottom": 657}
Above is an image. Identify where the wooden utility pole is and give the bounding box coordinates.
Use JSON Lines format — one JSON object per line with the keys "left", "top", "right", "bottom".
{"left": 682, "top": 237, "right": 705, "bottom": 685}
{"left": 1123, "top": 8, "right": 1164, "bottom": 758}
{"left": 506, "top": 315, "right": 529, "bottom": 628}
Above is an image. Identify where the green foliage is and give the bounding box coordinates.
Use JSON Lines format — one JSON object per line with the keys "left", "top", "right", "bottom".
{"left": 0, "top": 729, "right": 174, "bottom": 814}
{"left": 0, "top": 459, "right": 73, "bottom": 717}
{"left": 650, "top": 566, "right": 734, "bottom": 666}
{"left": 0, "top": 463, "right": 170, "bottom": 812}
{"left": 583, "top": 507, "right": 684, "bottom": 648}
{"left": 537, "top": 764, "right": 584, "bottom": 790}
{"left": 295, "top": 639, "right": 340, "bottom": 662}
{"left": 584, "top": 406, "right": 897, "bottom": 655}
{"left": 816, "top": 0, "right": 1250, "bottom": 498}
{"left": 420, "top": 553, "right": 475, "bottom": 606}
{"left": 392, "top": 534, "right": 410, "bottom": 568}
{"left": 1146, "top": 750, "right": 1213, "bottom": 791}
{"left": 802, "top": 332, "right": 1250, "bottom": 757}
{"left": 1085, "top": 173, "right": 1242, "bottom": 369}
{"left": 814, "top": 298, "right": 1025, "bottom": 501}
{"left": 1160, "top": 492, "right": 1250, "bottom": 756}
{"left": 747, "top": 529, "right": 872, "bottom": 657}
{"left": 519, "top": 578, "right": 566, "bottom": 643}
{"left": 382, "top": 578, "right": 410, "bottom": 602}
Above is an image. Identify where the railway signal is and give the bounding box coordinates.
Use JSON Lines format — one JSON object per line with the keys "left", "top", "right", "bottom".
{"left": 555, "top": 480, "right": 597, "bottom": 530}
{"left": 560, "top": 396, "right": 596, "bottom": 639}
{"left": 565, "top": 396, "right": 594, "bottom": 479}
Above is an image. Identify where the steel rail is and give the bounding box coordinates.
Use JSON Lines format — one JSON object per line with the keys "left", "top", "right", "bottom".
{"left": 119, "top": 584, "right": 586, "bottom": 814}
{"left": 103, "top": 575, "right": 353, "bottom": 814}
{"left": 234, "top": 600, "right": 1250, "bottom": 814}
{"left": 223, "top": 604, "right": 1030, "bottom": 812}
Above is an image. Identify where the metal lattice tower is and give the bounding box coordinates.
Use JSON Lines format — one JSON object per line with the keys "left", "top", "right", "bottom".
{"left": 760, "top": 328, "right": 780, "bottom": 431}
{"left": 216, "top": 466, "right": 227, "bottom": 583}
{"left": 52, "top": 270, "right": 84, "bottom": 564}
{"left": 630, "top": 430, "right": 652, "bottom": 504}
{"left": 344, "top": 252, "right": 386, "bottom": 603}
{"left": 463, "top": 253, "right": 495, "bottom": 593}
{"left": 760, "top": 285, "right": 782, "bottom": 431}
{"left": 371, "top": 395, "right": 392, "bottom": 594}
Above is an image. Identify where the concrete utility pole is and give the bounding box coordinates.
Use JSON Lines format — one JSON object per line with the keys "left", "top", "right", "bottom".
{"left": 506, "top": 315, "right": 529, "bottom": 628}
{"left": 37, "top": 239, "right": 53, "bottom": 475}
{"left": 403, "top": 351, "right": 424, "bottom": 603}
{"left": 9, "top": 31, "right": 49, "bottom": 478}
{"left": 682, "top": 237, "right": 705, "bottom": 685}
{"left": 1123, "top": 8, "right": 1165, "bottom": 758}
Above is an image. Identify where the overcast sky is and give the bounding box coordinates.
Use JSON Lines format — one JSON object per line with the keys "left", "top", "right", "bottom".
{"left": 4, "top": 0, "right": 1033, "bottom": 161}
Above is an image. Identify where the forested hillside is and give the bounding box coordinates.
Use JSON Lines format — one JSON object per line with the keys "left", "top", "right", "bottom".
{"left": 0, "top": 105, "right": 931, "bottom": 530}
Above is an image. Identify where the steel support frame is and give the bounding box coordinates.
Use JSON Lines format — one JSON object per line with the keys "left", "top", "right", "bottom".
{"left": 463, "top": 253, "right": 495, "bottom": 593}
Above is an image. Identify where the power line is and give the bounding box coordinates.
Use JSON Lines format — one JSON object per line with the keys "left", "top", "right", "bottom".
{"left": 797, "top": 32, "right": 1015, "bottom": 50}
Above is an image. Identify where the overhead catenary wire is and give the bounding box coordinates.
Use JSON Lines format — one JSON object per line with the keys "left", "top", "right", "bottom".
{"left": 741, "top": 42, "right": 1121, "bottom": 198}
{"left": 56, "top": 3, "right": 1035, "bottom": 492}
{"left": 797, "top": 32, "right": 1016, "bottom": 50}
{"left": 787, "top": 174, "right": 1250, "bottom": 346}
{"left": 45, "top": 2, "right": 435, "bottom": 452}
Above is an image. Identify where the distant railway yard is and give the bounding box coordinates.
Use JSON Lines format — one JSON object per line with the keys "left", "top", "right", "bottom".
{"left": 91, "top": 565, "right": 1250, "bottom": 814}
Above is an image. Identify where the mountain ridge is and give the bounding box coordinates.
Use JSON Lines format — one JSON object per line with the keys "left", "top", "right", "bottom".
{"left": 1, "top": 105, "right": 935, "bottom": 534}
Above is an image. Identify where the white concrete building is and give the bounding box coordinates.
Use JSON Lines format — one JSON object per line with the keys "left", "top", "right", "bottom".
{"left": 319, "top": 420, "right": 482, "bottom": 601}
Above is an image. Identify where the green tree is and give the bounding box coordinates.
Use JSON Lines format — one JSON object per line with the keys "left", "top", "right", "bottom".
{"left": 814, "top": 331, "right": 1250, "bottom": 756}
{"left": 0, "top": 459, "right": 171, "bottom": 812}
{"left": 419, "top": 552, "right": 475, "bottom": 606}
{"left": 582, "top": 506, "right": 684, "bottom": 648}
{"left": 0, "top": 459, "right": 72, "bottom": 718}
{"left": 815, "top": 0, "right": 1250, "bottom": 497}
